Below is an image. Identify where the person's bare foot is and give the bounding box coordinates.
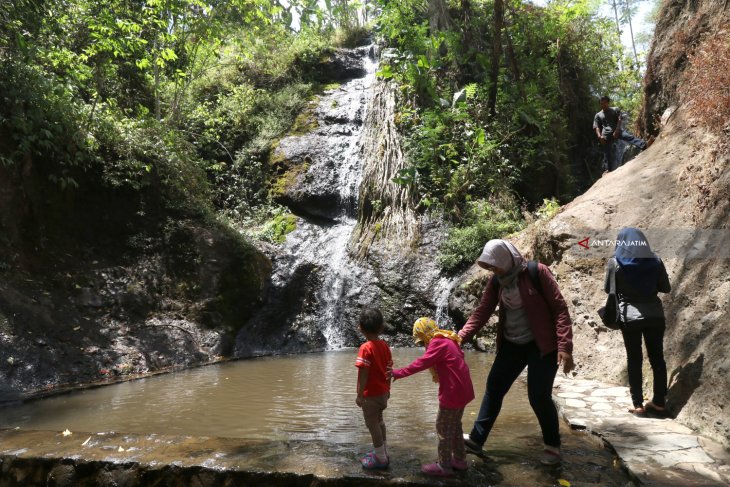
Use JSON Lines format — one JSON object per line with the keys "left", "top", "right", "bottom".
{"left": 644, "top": 401, "right": 666, "bottom": 412}
{"left": 628, "top": 405, "right": 646, "bottom": 415}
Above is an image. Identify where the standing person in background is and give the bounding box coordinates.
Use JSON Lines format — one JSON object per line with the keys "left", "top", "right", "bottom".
{"left": 459, "top": 239, "right": 574, "bottom": 466}
{"left": 594, "top": 95, "right": 653, "bottom": 172}
{"left": 355, "top": 307, "right": 393, "bottom": 469}
{"left": 390, "top": 317, "right": 475, "bottom": 477}
{"left": 605, "top": 228, "right": 671, "bottom": 416}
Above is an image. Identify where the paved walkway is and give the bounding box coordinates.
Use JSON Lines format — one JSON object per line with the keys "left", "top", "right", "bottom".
{"left": 554, "top": 377, "right": 730, "bottom": 486}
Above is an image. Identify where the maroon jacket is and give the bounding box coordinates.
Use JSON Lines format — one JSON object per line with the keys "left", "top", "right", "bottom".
{"left": 458, "top": 263, "right": 573, "bottom": 356}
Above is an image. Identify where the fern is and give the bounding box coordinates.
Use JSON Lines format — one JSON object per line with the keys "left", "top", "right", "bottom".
{"left": 465, "top": 83, "right": 478, "bottom": 99}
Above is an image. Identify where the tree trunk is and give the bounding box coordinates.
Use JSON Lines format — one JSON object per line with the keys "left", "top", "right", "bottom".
{"left": 487, "top": 0, "right": 504, "bottom": 116}
{"left": 153, "top": 46, "right": 161, "bottom": 122}
{"left": 461, "top": 0, "right": 473, "bottom": 51}
{"left": 610, "top": 0, "right": 624, "bottom": 71}
{"left": 428, "top": 0, "right": 452, "bottom": 32}
{"left": 625, "top": 0, "right": 640, "bottom": 66}
{"left": 505, "top": 30, "right": 526, "bottom": 102}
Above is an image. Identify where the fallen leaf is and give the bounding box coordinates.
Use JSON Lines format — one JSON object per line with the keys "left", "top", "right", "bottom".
{"left": 62, "top": 429, "right": 72, "bottom": 437}
{"left": 82, "top": 436, "right": 91, "bottom": 446}
{"left": 558, "top": 480, "right": 571, "bottom": 487}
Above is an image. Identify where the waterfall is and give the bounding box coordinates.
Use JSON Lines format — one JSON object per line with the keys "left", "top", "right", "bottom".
{"left": 433, "top": 275, "right": 458, "bottom": 330}
{"left": 236, "top": 44, "right": 379, "bottom": 354}
{"left": 235, "top": 43, "right": 456, "bottom": 357}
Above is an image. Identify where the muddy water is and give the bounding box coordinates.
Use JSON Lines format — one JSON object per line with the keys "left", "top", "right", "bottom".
{"left": 0, "top": 350, "right": 629, "bottom": 485}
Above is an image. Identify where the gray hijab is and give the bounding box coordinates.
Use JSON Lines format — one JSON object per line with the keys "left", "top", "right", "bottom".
{"left": 477, "top": 239, "right": 527, "bottom": 309}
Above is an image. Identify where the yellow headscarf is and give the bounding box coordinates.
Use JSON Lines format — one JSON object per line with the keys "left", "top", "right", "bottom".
{"left": 412, "top": 317, "right": 462, "bottom": 346}
{"left": 412, "top": 317, "right": 462, "bottom": 383}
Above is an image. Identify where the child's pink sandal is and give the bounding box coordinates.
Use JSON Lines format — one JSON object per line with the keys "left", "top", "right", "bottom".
{"left": 451, "top": 457, "right": 468, "bottom": 471}
{"left": 421, "top": 462, "right": 454, "bottom": 477}
{"left": 361, "top": 452, "right": 389, "bottom": 469}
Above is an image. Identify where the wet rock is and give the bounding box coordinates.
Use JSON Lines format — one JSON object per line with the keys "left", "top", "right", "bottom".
{"left": 78, "top": 288, "right": 103, "bottom": 307}
{"left": 95, "top": 468, "right": 138, "bottom": 487}
{"left": 47, "top": 464, "right": 76, "bottom": 487}
{"left": 314, "top": 46, "right": 372, "bottom": 82}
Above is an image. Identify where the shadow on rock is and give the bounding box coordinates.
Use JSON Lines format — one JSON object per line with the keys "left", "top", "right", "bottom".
{"left": 667, "top": 353, "right": 704, "bottom": 416}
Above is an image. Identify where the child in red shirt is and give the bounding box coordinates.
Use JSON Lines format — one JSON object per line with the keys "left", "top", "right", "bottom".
{"left": 355, "top": 307, "right": 392, "bottom": 469}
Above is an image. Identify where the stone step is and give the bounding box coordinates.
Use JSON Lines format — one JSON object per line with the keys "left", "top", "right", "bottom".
{"left": 554, "top": 377, "right": 730, "bottom": 486}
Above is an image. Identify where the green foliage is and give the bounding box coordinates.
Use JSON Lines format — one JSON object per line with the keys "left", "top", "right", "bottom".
{"left": 236, "top": 25, "right": 333, "bottom": 84}
{"left": 438, "top": 198, "right": 525, "bottom": 274}
{"left": 397, "top": 102, "right": 519, "bottom": 215}
{"left": 376, "top": 0, "right": 643, "bottom": 214}
{"left": 2, "top": 0, "right": 348, "bottom": 205}
{"left": 257, "top": 208, "right": 298, "bottom": 244}
{"left": 0, "top": 60, "right": 90, "bottom": 185}
{"left": 93, "top": 106, "right": 210, "bottom": 210}
{"left": 332, "top": 25, "right": 372, "bottom": 48}
{"left": 370, "top": 0, "right": 648, "bottom": 272}
{"left": 535, "top": 198, "right": 561, "bottom": 220}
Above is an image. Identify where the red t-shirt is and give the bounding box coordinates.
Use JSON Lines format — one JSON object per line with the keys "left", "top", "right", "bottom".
{"left": 355, "top": 339, "right": 392, "bottom": 397}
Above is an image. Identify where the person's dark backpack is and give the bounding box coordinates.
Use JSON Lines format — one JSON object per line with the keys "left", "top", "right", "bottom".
{"left": 491, "top": 260, "right": 544, "bottom": 297}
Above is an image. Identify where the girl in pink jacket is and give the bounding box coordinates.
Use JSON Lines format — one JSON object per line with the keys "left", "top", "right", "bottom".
{"left": 391, "top": 317, "right": 475, "bottom": 477}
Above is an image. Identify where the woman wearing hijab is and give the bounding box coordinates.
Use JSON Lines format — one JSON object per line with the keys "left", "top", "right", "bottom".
{"left": 606, "top": 228, "right": 671, "bottom": 415}
{"left": 458, "top": 239, "right": 574, "bottom": 466}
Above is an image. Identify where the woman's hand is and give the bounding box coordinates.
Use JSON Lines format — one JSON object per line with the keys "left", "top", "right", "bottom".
{"left": 558, "top": 351, "right": 575, "bottom": 375}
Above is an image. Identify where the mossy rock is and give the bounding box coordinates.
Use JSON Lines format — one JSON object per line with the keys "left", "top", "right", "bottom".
{"left": 269, "top": 161, "right": 311, "bottom": 200}
{"left": 260, "top": 212, "right": 298, "bottom": 244}
{"left": 289, "top": 100, "right": 319, "bottom": 136}
{"left": 163, "top": 219, "right": 271, "bottom": 336}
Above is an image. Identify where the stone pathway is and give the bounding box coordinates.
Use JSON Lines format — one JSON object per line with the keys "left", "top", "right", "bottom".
{"left": 554, "top": 377, "right": 730, "bottom": 487}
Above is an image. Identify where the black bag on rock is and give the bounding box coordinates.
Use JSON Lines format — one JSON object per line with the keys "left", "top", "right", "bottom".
{"left": 598, "top": 259, "right": 622, "bottom": 330}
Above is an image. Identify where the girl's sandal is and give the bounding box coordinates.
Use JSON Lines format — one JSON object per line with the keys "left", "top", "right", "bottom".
{"left": 421, "top": 462, "right": 454, "bottom": 477}
{"left": 361, "top": 452, "right": 389, "bottom": 470}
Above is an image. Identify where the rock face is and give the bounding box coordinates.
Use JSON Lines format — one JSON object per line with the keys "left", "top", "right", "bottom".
{"left": 272, "top": 45, "right": 375, "bottom": 221}
{"left": 639, "top": 0, "right": 729, "bottom": 135}
{"left": 0, "top": 219, "right": 270, "bottom": 398}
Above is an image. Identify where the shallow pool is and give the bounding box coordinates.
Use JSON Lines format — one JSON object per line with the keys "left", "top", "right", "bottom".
{"left": 0, "top": 349, "right": 630, "bottom": 485}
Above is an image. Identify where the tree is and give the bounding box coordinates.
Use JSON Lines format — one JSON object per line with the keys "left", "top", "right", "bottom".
{"left": 623, "top": 0, "right": 640, "bottom": 66}
{"left": 487, "top": 0, "right": 504, "bottom": 116}
{"left": 428, "top": 0, "right": 452, "bottom": 32}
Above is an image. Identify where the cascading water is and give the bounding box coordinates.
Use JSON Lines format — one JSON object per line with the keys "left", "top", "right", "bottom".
{"left": 433, "top": 275, "right": 459, "bottom": 329}
{"left": 292, "top": 47, "right": 377, "bottom": 348}
{"left": 235, "top": 45, "right": 379, "bottom": 354}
